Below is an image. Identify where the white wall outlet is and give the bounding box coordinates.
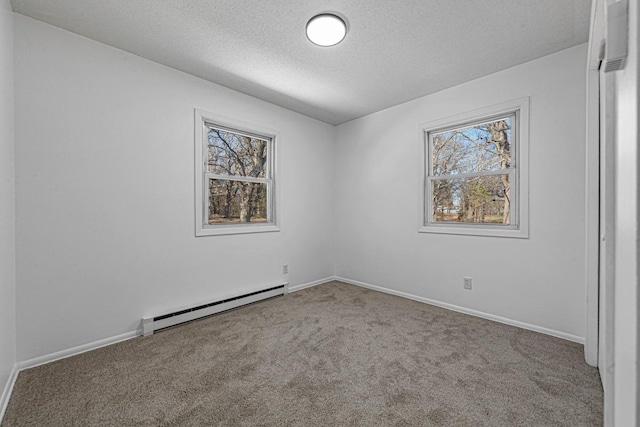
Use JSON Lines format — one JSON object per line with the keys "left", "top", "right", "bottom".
{"left": 463, "top": 276, "right": 472, "bottom": 290}
{"left": 283, "top": 264, "right": 288, "bottom": 275}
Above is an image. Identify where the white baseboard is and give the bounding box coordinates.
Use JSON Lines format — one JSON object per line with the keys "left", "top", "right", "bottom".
{"left": 17, "top": 331, "right": 139, "bottom": 372}
{"left": 1, "top": 331, "right": 138, "bottom": 422}
{"left": 14, "top": 277, "right": 333, "bottom": 372}
{"left": 14, "top": 277, "right": 334, "bottom": 371}
{"left": 288, "top": 276, "right": 337, "bottom": 293}
{"left": 335, "top": 276, "right": 584, "bottom": 344}
{"left": 13, "top": 279, "right": 333, "bottom": 373}
{"left": 0, "top": 364, "right": 19, "bottom": 423}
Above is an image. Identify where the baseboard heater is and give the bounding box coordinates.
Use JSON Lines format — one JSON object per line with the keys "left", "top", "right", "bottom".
{"left": 142, "top": 282, "right": 288, "bottom": 336}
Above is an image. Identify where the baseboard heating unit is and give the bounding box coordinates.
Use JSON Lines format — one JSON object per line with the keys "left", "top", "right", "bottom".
{"left": 142, "top": 282, "right": 288, "bottom": 336}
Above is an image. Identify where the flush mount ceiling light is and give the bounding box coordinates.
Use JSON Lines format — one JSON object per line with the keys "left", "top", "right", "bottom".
{"left": 306, "top": 13, "right": 347, "bottom": 47}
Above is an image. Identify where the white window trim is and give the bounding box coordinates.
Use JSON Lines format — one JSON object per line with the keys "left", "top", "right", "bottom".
{"left": 418, "top": 97, "right": 530, "bottom": 238}
{"left": 194, "top": 109, "right": 280, "bottom": 236}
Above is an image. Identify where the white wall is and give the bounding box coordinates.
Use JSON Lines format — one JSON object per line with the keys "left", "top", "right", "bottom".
{"left": 335, "top": 44, "right": 588, "bottom": 339}
{"left": 0, "top": 0, "right": 16, "bottom": 407}
{"left": 13, "top": 15, "right": 336, "bottom": 362}
{"left": 612, "top": 0, "right": 639, "bottom": 423}
{"left": 10, "top": 10, "right": 598, "bottom": 371}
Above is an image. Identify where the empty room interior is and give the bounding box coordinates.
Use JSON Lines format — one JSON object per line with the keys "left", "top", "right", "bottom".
{"left": 0, "top": 0, "right": 638, "bottom": 425}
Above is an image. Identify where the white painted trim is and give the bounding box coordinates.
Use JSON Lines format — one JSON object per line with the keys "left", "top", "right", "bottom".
{"left": 288, "top": 276, "right": 337, "bottom": 293}
{"left": 13, "top": 278, "right": 320, "bottom": 372}
{"left": 335, "top": 276, "right": 584, "bottom": 344}
{"left": 1, "top": 332, "right": 138, "bottom": 422}
{"left": 198, "top": 224, "right": 280, "bottom": 236}
{"left": 0, "top": 365, "right": 19, "bottom": 423}
{"left": 584, "top": 0, "right": 603, "bottom": 367}
{"left": 17, "top": 331, "right": 138, "bottom": 371}
{"left": 1, "top": 274, "right": 584, "bottom": 422}
{"left": 14, "top": 280, "right": 299, "bottom": 371}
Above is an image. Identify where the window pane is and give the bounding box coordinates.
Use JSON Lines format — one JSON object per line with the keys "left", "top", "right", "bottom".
{"left": 208, "top": 179, "right": 268, "bottom": 224}
{"left": 207, "top": 127, "right": 268, "bottom": 178}
{"left": 432, "top": 117, "right": 512, "bottom": 176}
{"left": 432, "top": 174, "right": 511, "bottom": 224}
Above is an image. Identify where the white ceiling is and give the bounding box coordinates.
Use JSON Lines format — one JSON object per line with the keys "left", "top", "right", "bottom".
{"left": 10, "top": 0, "right": 591, "bottom": 125}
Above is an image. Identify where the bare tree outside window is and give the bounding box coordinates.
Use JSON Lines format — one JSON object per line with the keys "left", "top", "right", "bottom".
{"left": 195, "top": 110, "right": 279, "bottom": 237}
{"left": 205, "top": 126, "right": 272, "bottom": 224}
{"left": 428, "top": 115, "right": 516, "bottom": 225}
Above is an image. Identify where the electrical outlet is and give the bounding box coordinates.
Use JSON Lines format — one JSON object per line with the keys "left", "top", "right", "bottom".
{"left": 463, "top": 276, "right": 472, "bottom": 290}
{"left": 283, "top": 264, "right": 288, "bottom": 275}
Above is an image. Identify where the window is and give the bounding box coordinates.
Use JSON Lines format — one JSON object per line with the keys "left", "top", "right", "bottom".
{"left": 195, "top": 110, "right": 279, "bottom": 236}
{"left": 419, "top": 98, "right": 529, "bottom": 238}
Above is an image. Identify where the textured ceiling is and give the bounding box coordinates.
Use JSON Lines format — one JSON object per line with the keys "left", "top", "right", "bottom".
{"left": 10, "top": 0, "right": 591, "bottom": 125}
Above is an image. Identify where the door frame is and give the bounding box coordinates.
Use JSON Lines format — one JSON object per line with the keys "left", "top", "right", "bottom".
{"left": 584, "top": 0, "right": 604, "bottom": 368}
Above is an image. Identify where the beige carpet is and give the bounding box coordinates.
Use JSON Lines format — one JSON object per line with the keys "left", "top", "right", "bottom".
{"left": 2, "top": 281, "right": 602, "bottom": 426}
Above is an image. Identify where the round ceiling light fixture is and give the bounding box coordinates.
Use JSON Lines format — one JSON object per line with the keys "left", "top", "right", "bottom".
{"left": 306, "top": 13, "right": 347, "bottom": 47}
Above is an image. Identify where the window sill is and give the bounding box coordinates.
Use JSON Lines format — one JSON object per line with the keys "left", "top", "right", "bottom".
{"left": 196, "top": 224, "right": 280, "bottom": 237}
{"left": 418, "top": 224, "right": 529, "bottom": 239}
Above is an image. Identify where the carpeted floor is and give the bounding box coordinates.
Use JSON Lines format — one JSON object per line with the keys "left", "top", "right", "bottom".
{"left": 2, "top": 281, "right": 602, "bottom": 426}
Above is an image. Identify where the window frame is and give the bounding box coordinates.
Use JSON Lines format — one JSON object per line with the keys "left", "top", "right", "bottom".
{"left": 418, "top": 97, "right": 529, "bottom": 238}
{"left": 195, "top": 109, "right": 280, "bottom": 236}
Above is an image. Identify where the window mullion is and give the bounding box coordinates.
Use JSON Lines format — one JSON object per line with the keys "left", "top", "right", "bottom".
{"left": 205, "top": 173, "right": 270, "bottom": 184}
{"left": 431, "top": 168, "right": 514, "bottom": 180}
